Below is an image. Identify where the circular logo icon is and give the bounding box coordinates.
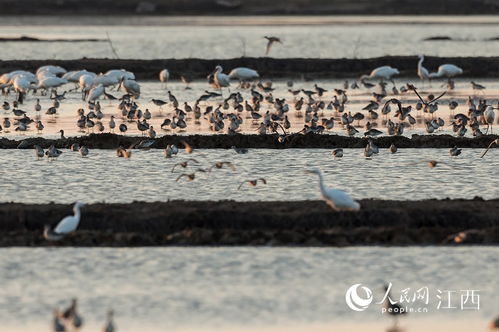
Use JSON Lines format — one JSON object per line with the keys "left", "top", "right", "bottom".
{"left": 345, "top": 284, "right": 373, "bottom": 311}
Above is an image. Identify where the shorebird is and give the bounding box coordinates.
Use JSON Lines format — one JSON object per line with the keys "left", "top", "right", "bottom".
{"left": 232, "top": 146, "right": 248, "bottom": 154}
{"left": 208, "top": 161, "right": 236, "bottom": 172}
{"left": 449, "top": 146, "right": 462, "bottom": 156}
{"left": 332, "top": 148, "right": 343, "bottom": 158}
{"left": 175, "top": 169, "right": 206, "bottom": 182}
{"left": 237, "top": 178, "right": 267, "bottom": 190}
{"left": 117, "top": 146, "right": 132, "bottom": 158}
{"left": 480, "top": 138, "right": 499, "bottom": 158}
{"left": 171, "top": 158, "right": 200, "bottom": 172}
{"left": 62, "top": 298, "right": 84, "bottom": 330}
{"left": 34, "top": 145, "right": 44, "bottom": 159}
{"left": 305, "top": 168, "right": 360, "bottom": 211}
{"left": 45, "top": 145, "right": 62, "bottom": 160}
{"left": 164, "top": 144, "right": 178, "bottom": 158}
{"left": 103, "top": 310, "right": 115, "bottom": 332}
{"left": 51, "top": 309, "right": 66, "bottom": 332}
{"left": 181, "top": 140, "right": 193, "bottom": 153}
{"left": 79, "top": 145, "right": 89, "bottom": 157}
{"left": 389, "top": 143, "right": 397, "bottom": 153}
{"left": 264, "top": 36, "right": 282, "bottom": 55}
{"left": 383, "top": 284, "right": 407, "bottom": 329}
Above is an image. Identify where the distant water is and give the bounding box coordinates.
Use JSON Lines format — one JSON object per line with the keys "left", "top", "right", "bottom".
{"left": 0, "top": 247, "right": 496, "bottom": 331}
{"left": 1, "top": 16, "right": 499, "bottom": 59}
{"left": 0, "top": 148, "right": 497, "bottom": 203}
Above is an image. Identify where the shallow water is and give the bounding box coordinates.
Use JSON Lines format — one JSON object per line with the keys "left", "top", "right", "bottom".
{"left": 0, "top": 78, "right": 496, "bottom": 139}
{"left": 0, "top": 247, "right": 496, "bottom": 331}
{"left": 0, "top": 147, "right": 497, "bottom": 203}
{"left": 2, "top": 16, "right": 499, "bottom": 59}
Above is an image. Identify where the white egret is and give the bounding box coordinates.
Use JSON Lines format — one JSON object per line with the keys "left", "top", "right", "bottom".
{"left": 159, "top": 69, "right": 170, "bottom": 88}
{"left": 429, "top": 64, "right": 463, "bottom": 80}
{"left": 360, "top": 66, "right": 399, "bottom": 85}
{"left": 228, "top": 67, "right": 259, "bottom": 81}
{"left": 87, "top": 84, "right": 105, "bottom": 101}
{"left": 305, "top": 168, "right": 360, "bottom": 211}
{"left": 212, "top": 65, "right": 230, "bottom": 90}
{"left": 119, "top": 78, "right": 140, "bottom": 98}
{"left": 54, "top": 202, "right": 85, "bottom": 234}
{"left": 417, "top": 55, "right": 430, "bottom": 86}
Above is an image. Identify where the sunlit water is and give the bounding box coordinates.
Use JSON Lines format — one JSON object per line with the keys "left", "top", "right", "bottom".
{"left": 0, "top": 247, "right": 497, "bottom": 332}
{"left": 0, "top": 78, "right": 497, "bottom": 138}
{"left": 0, "top": 148, "right": 497, "bottom": 203}
{"left": 2, "top": 16, "right": 499, "bottom": 59}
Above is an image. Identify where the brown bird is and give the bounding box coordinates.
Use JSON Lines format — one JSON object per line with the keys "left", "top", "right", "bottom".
{"left": 175, "top": 169, "right": 206, "bottom": 182}
{"left": 238, "top": 178, "right": 267, "bottom": 190}
{"left": 171, "top": 158, "right": 200, "bottom": 172}
{"left": 181, "top": 140, "right": 193, "bottom": 154}
{"left": 116, "top": 146, "right": 132, "bottom": 158}
{"left": 490, "top": 316, "right": 499, "bottom": 329}
{"left": 264, "top": 36, "right": 282, "bottom": 55}
{"left": 208, "top": 161, "right": 236, "bottom": 172}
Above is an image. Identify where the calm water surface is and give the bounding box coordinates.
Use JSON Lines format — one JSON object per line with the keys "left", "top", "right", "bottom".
{"left": 0, "top": 148, "right": 497, "bottom": 203}
{"left": 1, "top": 16, "right": 499, "bottom": 59}
{"left": 0, "top": 247, "right": 497, "bottom": 331}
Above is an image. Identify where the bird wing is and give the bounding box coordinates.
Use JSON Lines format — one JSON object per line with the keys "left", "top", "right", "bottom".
{"left": 54, "top": 215, "right": 78, "bottom": 234}
{"left": 324, "top": 188, "right": 359, "bottom": 210}
{"left": 265, "top": 40, "right": 272, "bottom": 55}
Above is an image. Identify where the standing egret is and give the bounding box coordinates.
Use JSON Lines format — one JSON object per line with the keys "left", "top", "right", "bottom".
{"left": 54, "top": 202, "right": 85, "bottom": 234}
{"left": 305, "top": 168, "right": 360, "bottom": 211}
{"left": 430, "top": 64, "right": 463, "bottom": 90}
{"left": 228, "top": 67, "right": 259, "bottom": 82}
{"left": 211, "top": 65, "right": 230, "bottom": 91}
{"left": 417, "top": 55, "right": 430, "bottom": 87}
{"left": 159, "top": 69, "right": 170, "bottom": 88}
{"left": 360, "top": 66, "right": 399, "bottom": 86}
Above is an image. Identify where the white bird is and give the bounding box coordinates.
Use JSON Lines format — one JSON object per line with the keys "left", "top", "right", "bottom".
{"left": 120, "top": 78, "right": 140, "bottom": 98}
{"left": 228, "top": 67, "right": 259, "bottom": 81}
{"left": 360, "top": 66, "right": 399, "bottom": 84}
{"left": 37, "top": 77, "right": 68, "bottom": 90}
{"left": 159, "top": 69, "right": 170, "bottom": 88}
{"left": 212, "top": 65, "right": 230, "bottom": 89}
{"left": 87, "top": 84, "right": 105, "bottom": 101}
{"left": 93, "top": 74, "right": 120, "bottom": 87}
{"left": 305, "top": 168, "right": 360, "bottom": 211}
{"left": 105, "top": 69, "right": 135, "bottom": 80}
{"left": 36, "top": 65, "right": 67, "bottom": 77}
{"left": 417, "top": 55, "right": 430, "bottom": 86}
{"left": 484, "top": 106, "right": 495, "bottom": 134}
{"left": 53, "top": 202, "right": 85, "bottom": 234}
{"left": 429, "top": 64, "right": 463, "bottom": 79}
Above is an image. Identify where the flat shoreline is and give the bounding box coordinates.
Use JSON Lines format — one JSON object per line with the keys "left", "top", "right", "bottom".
{"left": 1, "top": 199, "right": 498, "bottom": 246}
{"left": 3, "top": 133, "right": 499, "bottom": 149}
{"left": 2, "top": 56, "right": 499, "bottom": 79}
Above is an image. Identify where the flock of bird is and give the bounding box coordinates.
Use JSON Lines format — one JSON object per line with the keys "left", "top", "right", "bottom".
{"left": 0, "top": 53, "right": 493, "bottom": 143}
{"left": 51, "top": 298, "right": 114, "bottom": 332}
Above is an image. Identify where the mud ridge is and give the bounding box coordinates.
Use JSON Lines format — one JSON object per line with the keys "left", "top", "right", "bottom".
{"left": 1, "top": 199, "right": 498, "bottom": 246}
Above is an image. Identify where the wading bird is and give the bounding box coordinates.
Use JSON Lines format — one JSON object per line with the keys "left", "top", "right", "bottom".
{"left": 305, "top": 168, "right": 360, "bottom": 211}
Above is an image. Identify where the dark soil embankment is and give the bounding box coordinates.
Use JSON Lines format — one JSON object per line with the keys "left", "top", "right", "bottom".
{"left": 2, "top": 133, "right": 499, "bottom": 150}
{"left": 1, "top": 56, "right": 498, "bottom": 79}
{"left": 1, "top": 199, "right": 498, "bottom": 247}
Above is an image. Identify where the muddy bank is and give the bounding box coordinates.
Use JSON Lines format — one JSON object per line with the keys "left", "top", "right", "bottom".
{"left": 2, "top": 133, "right": 499, "bottom": 150}
{"left": 1, "top": 56, "right": 499, "bottom": 79}
{"left": 1, "top": 0, "right": 499, "bottom": 15}
{"left": 0, "top": 36, "right": 105, "bottom": 42}
{"left": 0, "top": 199, "right": 498, "bottom": 246}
